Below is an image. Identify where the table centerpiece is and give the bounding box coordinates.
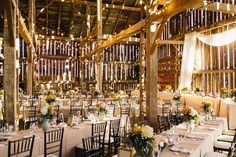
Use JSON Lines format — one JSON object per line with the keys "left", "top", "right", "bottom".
{"left": 45, "top": 90, "right": 56, "bottom": 105}
{"left": 194, "top": 87, "right": 201, "bottom": 95}
{"left": 182, "top": 107, "right": 198, "bottom": 133}
{"left": 40, "top": 103, "right": 55, "bottom": 132}
{"left": 128, "top": 124, "right": 154, "bottom": 157}
{"left": 220, "top": 87, "right": 228, "bottom": 99}
{"left": 181, "top": 87, "right": 188, "bottom": 94}
{"left": 173, "top": 93, "right": 181, "bottom": 102}
{"left": 0, "top": 89, "right": 4, "bottom": 100}
{"left": 230, "top": 88, "right": 236, "bottom": 102}
{"left": 96, "top": 102, "right": 108, "bottom": 121}
{"left": 165, "top": 85, "right": 172, "bottom": 93}
{"left": 201, "top": 101, "right": 214, "bottom": 121}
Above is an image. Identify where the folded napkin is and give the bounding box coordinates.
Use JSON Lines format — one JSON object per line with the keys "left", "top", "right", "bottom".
{"left": 208, "top": 127, "right": 217, "bottom": 131}
{"left": 170, "top": 146, "right": 193, "bottom": 154}
{"left": 186, "top": 134, "right": 205, "bottom": 140}
{"left": 72, "top": 126, "right": 85, "bottom": 129}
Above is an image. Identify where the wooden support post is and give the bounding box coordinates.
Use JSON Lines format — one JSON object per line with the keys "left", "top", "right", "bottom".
{"left": 95, "top": 0, "right": 103, "bottom": 92}
{"left": 3, "top": 0, "right": 18, "bottom": 127}
{"left": 139, "top": 30, "right": 145, "bottom": 120}
{"left": 27, "top": 0, "right": 35, "bottom": 96}
{"left": 146, "top": 21, "right": 158, "bottom": 130}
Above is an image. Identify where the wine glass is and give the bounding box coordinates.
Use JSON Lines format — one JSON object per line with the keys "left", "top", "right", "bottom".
{"left": 8, "top": 125, "right": 14, "bottom": 135}
{"left": 173, "top": 134, "right": 179, "bottom": 147}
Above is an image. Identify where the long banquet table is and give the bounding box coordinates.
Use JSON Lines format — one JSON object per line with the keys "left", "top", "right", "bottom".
{"left": 157, "top": 92, "right": 236, "bottom": 129}
{"left": 0, "top": 116, "right": 124, "bottom": 157}
{"left": 159, "top": 117, "right": 227, "bottom": 157}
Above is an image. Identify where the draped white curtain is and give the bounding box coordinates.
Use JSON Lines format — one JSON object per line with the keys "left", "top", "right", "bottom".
{"left": 197, "top": 28, "right": 236, "bottom": 46}
{"left": 179, "top": 27, "right": 236, "bottom": 90}
{"left": 179, "top": 32, "right": 197, "bottom": 90}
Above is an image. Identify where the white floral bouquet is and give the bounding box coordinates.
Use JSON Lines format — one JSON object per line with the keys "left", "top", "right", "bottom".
{"left": 0, "top": 90, "right": 4, "bottom": 100}
{"left": 230, "top": 88, "right": 236, "bottom": 102}
{"left": 181, "top": 87, "right": 188, "bottom": 94}
{"left": 182, "top": 107, "right": 198, "bottom": 123}
{"left": 173, "top": 93, "right": 181, "bottom": 101}
{"left": 40, "top": 104, "right": 54, "bottom": 120}
{"left": 202, "top": 101, "right": 214, "bottom": 113}
{"left": 128, "top": 124, "right": 154, "bottom": 156}
{"left": 165, "top": 85, "right": 172, "bottom": 93}
{"left": 68, "top": 90, "right": 76, "bottom": 98}
{"left": 45, "top": 90, "right": 56, "bottom": 104}
{"left": 96, "top": 102, "right": 108, "bottom": 116}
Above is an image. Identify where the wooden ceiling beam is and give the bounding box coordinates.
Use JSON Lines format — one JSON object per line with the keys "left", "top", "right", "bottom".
{"left": 103, "top": 0, "right": 116, "bottom": 33}
{"left": 5, "top": 0, "right": 15, "bottom": 46}
{"left": 150, "top": 19, "right": 167, "bottom": 54}
{"left": 7, "top": 0, "right": 33, "bottom": 45}
{"left": 124, "top": 0, "right": 139, "bottom": 29}
{"left": 82, "top": 0, "right": 204, "bottom": 60}
{"left": 158, "top": 40, "right": 184, "bottom": 45}
{"left": 112, "top": 0, "right": 127, "bottom": 34}
{"left": 197, "top": 2, "right": 236, "bottom": 14}
{"left": 53, "top": 0, "right": 141, "bottom": 12}
{"left": 57, "top": 3, "right": 62, "bottom": 36}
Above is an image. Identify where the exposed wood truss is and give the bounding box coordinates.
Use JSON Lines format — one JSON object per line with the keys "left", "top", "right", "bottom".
{"left": 82, "top": 0, "right": 205, "bottom": 60}
{"left": 54, "top": 0, "right": 141, "bottom": 12}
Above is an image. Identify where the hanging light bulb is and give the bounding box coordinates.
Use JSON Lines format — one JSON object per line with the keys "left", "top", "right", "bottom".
{"left": 217, "top": 2, "right": 220, "bottom": 10}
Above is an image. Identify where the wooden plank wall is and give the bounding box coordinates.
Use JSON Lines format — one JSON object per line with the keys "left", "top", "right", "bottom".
{"left": 34, "top": 39, "right": 139, "bottom": 91}
{"left": 193, "top": 24, "right": 236, "bottom": 96}
{"left": 157, "top": 0, "right": 236, "bottom": 95}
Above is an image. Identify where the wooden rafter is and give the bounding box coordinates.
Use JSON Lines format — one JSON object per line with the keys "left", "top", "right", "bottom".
{"left": 199, "top": 2, "right": 236, "bottom": 14}
{"left": 36, "top": 0, "right": 55, "bottom": 16}
{"left": 5, "top": 0, "right": 15, "bottom": 46}
{"left": 103, "top": 0, "right": 115, "bottom": 33}
{"left": 158, "top": 40, "right": 184, "bottom": 45}
{"left": 124, "top": 0, "right": 139, "bottom": 29}
{"left": 150, "top": 19, "right": 167, "bottom": 54}
{"left": 82, "top": 0, "right": 205, "bottom": 60}
{"left": 57, "top": 3, "right": 61, "bottom": 36}
{"left": 112, "top": 0, "right": 127, "bottom": 34}
{"left": 55, "top": 0, "right": 141, "bottom": 12}
{"left": 68, "top": 4, "right": 74, "bottom": 36}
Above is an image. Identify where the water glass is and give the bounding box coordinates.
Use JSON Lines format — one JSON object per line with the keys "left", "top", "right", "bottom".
{"left": 173, "top": 134, "right": 179, "bottom": 147}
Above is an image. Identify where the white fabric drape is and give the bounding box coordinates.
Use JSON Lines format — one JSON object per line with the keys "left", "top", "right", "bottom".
{"left": 178, "top": 32, "right": 197, "bottom": 90}
{"left": 179, "top": 27, "right": 236, "bottom": 90}
{"left": 197, "top": 27, "right": 236, "bottom": 46}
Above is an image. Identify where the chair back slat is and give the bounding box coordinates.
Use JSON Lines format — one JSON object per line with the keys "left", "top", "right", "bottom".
{"left": 82, "top": 134, "right": 102, "bottom": 157}
{"left": 8, "top": 135, "right": 35, "bottom": 157}
{"left": 44, "top": 127, "right": 64, "bottom": 157}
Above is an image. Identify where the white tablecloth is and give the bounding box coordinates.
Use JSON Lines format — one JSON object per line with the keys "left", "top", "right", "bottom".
{"left": 219, "top": 98, "right": 236, "bottom": 129}
{"left": 159, "top": 117, "right": 226, "bottom": 157}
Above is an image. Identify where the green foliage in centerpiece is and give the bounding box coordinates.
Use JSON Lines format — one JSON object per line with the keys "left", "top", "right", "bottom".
{"left": 182, "top": 107, "right": 198, "bottom": 123}
{"left": 165, "top": 85, "right": 172, "bottom": 93}
{"left": 202, "top": 101, "right": 214, "bottom": 113}
{"left": 96, "top": 102, "right": 108, "bottom": 116}
{"left": 128, "top": 125, "right": 154, "bottom": 157}
{"left": 220, "top": 87, "right": 228, "bottom": 98}
{"left": 45, "top": 90, "right": 56, "bottom": 104}
{"left": 181, "top": 87, "right": 188, "bottom": 94}
{"left": 0, "top": 89, "right": 4, "bottom": 100}
{"left": 194, "top": 87, "right": 201, "bottom": 95}
{"left": 94, "top": 90, "right": 101, "bottom": 98}
{"left": 230, "top": 88, "right": 236, "bottom": 102}
{"left": 173, "top": 93, "right": 181, "bottom": 101}
{"left": 40, "top": 103, "right": 55, "bottom": 120}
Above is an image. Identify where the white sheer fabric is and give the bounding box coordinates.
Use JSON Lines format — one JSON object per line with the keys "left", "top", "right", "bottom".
{"left": 178, "top": 32, "right": 197, "bottom": 90}
{"left": 197, "top": 27, "right": 236, "bottom": 46}
{"left": 179, "top": 28, "right": 236, "bottom": 90}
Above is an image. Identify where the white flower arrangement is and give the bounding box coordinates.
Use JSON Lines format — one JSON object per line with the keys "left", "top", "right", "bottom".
{"left": 141, "top": 125, "right": 154, "bottom": 139}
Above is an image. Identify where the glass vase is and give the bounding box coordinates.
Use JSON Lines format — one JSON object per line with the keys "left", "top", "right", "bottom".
{"left": 186, "top": 121, "right": 195, "bottom": 133}
{"left": 42, "top": 119, "right": 50, "bottom": 132}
